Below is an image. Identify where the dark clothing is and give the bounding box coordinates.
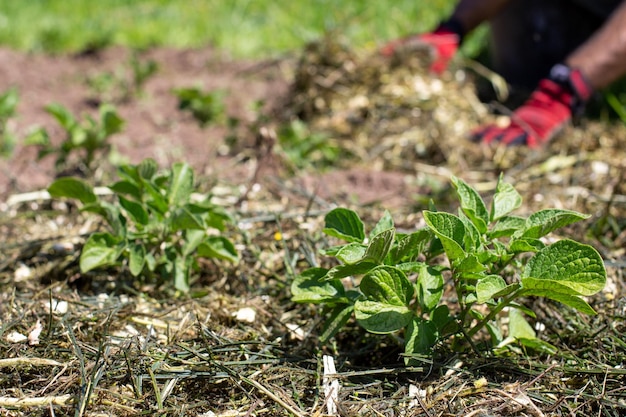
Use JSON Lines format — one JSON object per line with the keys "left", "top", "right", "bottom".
{"left": 489, "top": 0, "right": 622, "bottom": 87}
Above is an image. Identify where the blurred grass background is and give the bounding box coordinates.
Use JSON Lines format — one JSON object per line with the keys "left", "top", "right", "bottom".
{"left": 0, "top": 0, "right": 458, "bottom": 56}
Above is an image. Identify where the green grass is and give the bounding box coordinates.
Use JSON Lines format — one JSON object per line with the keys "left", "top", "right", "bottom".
{"left": 0, "top": 1, "right": 456, "bottom": 57}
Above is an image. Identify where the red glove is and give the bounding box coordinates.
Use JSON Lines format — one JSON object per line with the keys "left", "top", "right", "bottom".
{"left": 381, "top": 23, "right": 462, "bottom": 74}
{"left": 472, "top": 65, "right": 593, "bottom": 147}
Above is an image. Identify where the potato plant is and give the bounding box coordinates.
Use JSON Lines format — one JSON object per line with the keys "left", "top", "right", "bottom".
{"left": 292, "top": 176, "right": 607, "bottom": 362}
{"left": 26, "top": 103, "right": 124, "bottom": 173}
{"left": 48, "top": 158, "right": 238, "bottom": 293}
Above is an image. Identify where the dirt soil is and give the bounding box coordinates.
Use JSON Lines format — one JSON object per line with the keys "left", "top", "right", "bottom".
{"left": 0, "top": 42, "right": 625, "bottom": 416}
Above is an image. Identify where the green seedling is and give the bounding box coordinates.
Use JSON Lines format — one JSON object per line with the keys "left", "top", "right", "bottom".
{"left": 48, "top": 158, "right": 238, "bottom": 293}
{"left": 86, "top": 54, "right": 158, "bottom": 103}
{"left": 292, "top": 175, "right": 606, "bottom": 362}
{"left": 277, "top": 119, "right": 340, "bottom": 171}
{"left": 0, "top": 88, "right": 19, "bottom": 158}
{"left": 173, "top": 87, "right": 226, "bottom": 127}
{"left": 26, "top": 103, "right": 124, "bottom": 172}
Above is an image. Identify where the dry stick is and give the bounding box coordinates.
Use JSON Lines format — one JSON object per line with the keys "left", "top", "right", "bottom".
{"left": 0, "top": 357, "right": 64, "bottom": 368}
{"left": 240, "top": 376, "right": 306, "bottom": 417}
{"left": 0, "top": 395, "right": 73, "bottom": 407}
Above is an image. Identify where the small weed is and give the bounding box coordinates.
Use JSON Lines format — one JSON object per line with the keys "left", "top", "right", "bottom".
{"left": 86, "top": 53, "right": 158, "bottom": 103}
{"left": 292, "top": 175, "right": 607, "bottom": 363}
{"left": 25, "top": 103, "right": 124, "bottom": 173}
{"left": 0, "top": 87, "right": 19, "bottom": 158}
{"left": 173, "top": 87, "right": 226, "bottom": 128}
{"left": 277, "top": 119, "right": 340, "bottom": 171}
{"left": 48, "top": 158, "right": 239, "bottom": 293}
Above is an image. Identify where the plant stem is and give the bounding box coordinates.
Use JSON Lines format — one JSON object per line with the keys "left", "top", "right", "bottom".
{"left": 466, "top": 290, "right": 522, "bottom": 338}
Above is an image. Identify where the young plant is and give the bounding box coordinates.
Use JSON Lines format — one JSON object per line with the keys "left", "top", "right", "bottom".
{"left": 86, "top": 53, "right": 158, "bottom": 103}
{"left": 26, "top": 103, "right": 124, "bottom": 172}
{"left": 292, "top": 176, "right": 606, "bottom": 362}
{"left": 0, "top": 87, "right": 19, "bottom": 158}
{"left": 47, "top": 158, "right": 239, "bottom": 293}
{"left": 277, "top": 119, "right": 340, "bottom": 171}
{"left": 173, "top": 87, "right": 226, "bottom": 127}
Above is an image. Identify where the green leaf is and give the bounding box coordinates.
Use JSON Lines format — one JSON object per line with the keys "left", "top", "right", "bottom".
{"left": 291, "top": 268, "right": 344, "bottom": 304}
{"left": 509, "top": 238, "right": 545, "bottom": 254}
{"left": 416, "top": 264, "right": 444, "bottom": 312}
{"left": 389, "top": 229, "right": 431, "bottom": 263}
{"left": 81, "top": 201, "right": 126, "bottom": 237}
{"left": 363, "top": 228, "right": 395, "bottom": 264}
{"left": 528, "top": 288, "right": 597, "bottom": 315}
{"left": 100, "top": 105, "right": 124, "bottom": 136}
{"left": 128, "top": 243, "right": 146, "bottom": 276}
{"left": 454, "top": 254, "right": 486, "bottom": 274}
{"left": 360, "top": 266, "right": 414, "bottom": 306}
{"left": 423, "top": 211, "right": 467, "bottom": 261}
{"left": 170, "top": 207, "right": 204, "bottom": 231}
{"left": 80, "top": 232, "right": 123, "bottom": 272}
{"left": 196, "top": 236, "right": 239, "bottom": 263}
{"left": 323, "top": 208, "right": 365, "bottom": 243}
{"left": 370, "top": 210, "right": 394, "bottom": 238}
{"left": 45, "top": 103, "right": 76, "bottom": 131}
{"left": 404, "top": 317, "right": 438, "bottom": 359}
{"left": 168, "top": 162, "right": 194, "bottom": 206}
{"left": 324, "top": 262, "right": 378, "bottom": 280}
{"left": 118, "top": 195, "right": 149, "bottom": 225}
{"left": 475, "top": 275, "right": 506, "bottom": 304}
{"left": 508, "top": 308, "right": 536, "bottom": 340}
{"left": 335, "top": 243, "right": 366, "bottom": 264}
{"left": 452, "top": 176, "right": 488, "bottom": 233}
{"left": 48, "top": 177, "right": 97, "bottom": 204}
{"left": 109, "top": 180, "right": 142, "bottom": 201}
{"left": 431, "top": 304, "right": 457, "bottom": 334}
{"left": 354, "top": 300, "right": 413, "bottom": 334}
{"left": 490, "top": 176, "right": 522, "bottom": 221}
{"left": 182, "top": 229, "right": 206, "bottom": 257}
{"left": 489, "top": 215, "right": 525, "bottom": 238}
{"left": 173, "top": 255, "right": 190, "bottom": 293}
{"left": 137, "top": 158, "right": 158, "bottom": 180}
{"left": 522, "top": 239, "right": 606, "bottom": 296}
{"left": 320, "top": 304, "right": 354, "bottom": 343}
{"left": 518, "top": 209, "right": 590, "bottom": 239}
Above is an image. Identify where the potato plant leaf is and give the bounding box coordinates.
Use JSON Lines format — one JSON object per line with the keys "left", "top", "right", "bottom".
{"left": 370, "top": 210, "right": 394, "bottom": 238}
{"left": 168, "top": 162, "right": 194, "bottom": 207}
{"left": 490, "top": 177, "right": 522, "bottom": 221}
{"left": 389, "top": 229, "right": 431, "bottom": 263}
{"left": 128, "top": 243, "right": 146, "bottom": 276}
{"left": 324, "top": 262, "right": 378, "bottom": 280}
{"left": 197, "top": 236, "right": 239, "bottom": 263}
{"left": 48, "top": 177, "right": 97, "bottom": 204}
{"left": 489, "top": 215, "right": 525, "bottom": 238}
{"left": 522, "top": 239, "right": 606, "bottom": 296}
{"left": 360, "top": 266, "right": 414, "bottom": 306}
{"left": 320, "top": 304, "right": 354, "bottom": 343}
{"left": 452, "top": 176, "right": 488, "bottom": 233}
{"left": 404, "top": 317, "right": 438, "bottom": 358}
{"left": 423, "top": 211, "right": 467, "bottom": 261}
{"left": 80, "top": 232, "right": 123, "bottom": 272}
{"left": 323, "top": 208, "right": 365, "bottom": 243}
{"left": 118, "top": 195, "right": 149, "bottom": 225}
{"left": 354, "top": 300, "right": 413, "bottom": 334}
{"left": 416, "top": 264, "right": 444, "bottom": 312}
{"left": 475, "top": 275, "right": 507, "bottom": 304}
{"left": 517, "top": 209, "right": 590, "bottom": 239}
{"left": 363, "top": 228, "right": 395, "bottom": 264}
{"left": 335, "top": 243, "right": 366, "bottom": 264}
{"left": 291, "top": 268, "right": 345, "bottom": 304}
